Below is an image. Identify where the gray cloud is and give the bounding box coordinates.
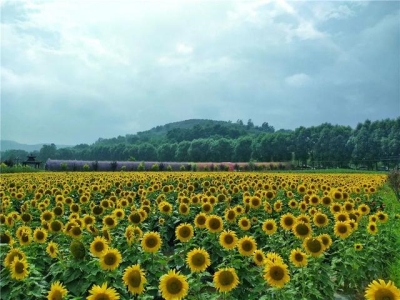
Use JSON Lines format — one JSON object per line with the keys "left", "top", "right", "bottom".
{"left": 1, "top": 0, "right": 399, "bottom": 145}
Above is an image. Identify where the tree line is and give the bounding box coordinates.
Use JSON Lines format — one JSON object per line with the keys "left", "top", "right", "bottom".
{"left": 2, "top": 118, "right": 399, "bottom": 170}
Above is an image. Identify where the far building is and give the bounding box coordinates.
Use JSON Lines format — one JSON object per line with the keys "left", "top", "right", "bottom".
{"left": 22, "top": 153, "right": 42, "bottom": 168}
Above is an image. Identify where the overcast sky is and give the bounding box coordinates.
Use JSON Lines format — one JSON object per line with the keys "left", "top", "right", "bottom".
{"left": 1, "top": 0, "right": 399, "bottom": 145}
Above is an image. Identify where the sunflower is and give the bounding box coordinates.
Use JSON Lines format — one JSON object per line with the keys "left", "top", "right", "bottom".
{"left": 202, "top": 203, "right": 213, "bottom": 214}
{"left": 265, "top": 252, "right": 284, "bottom": 265}
{"left": 159, "top": 269, "right": 189, "bottom": 300}
{"left": 141, "top": 232, "right": 162, "bottom": 253}
{"left": 262, "top": 219, "right": 277, "bottom": 235}
{"left": 367, "top": 222, "right": 378, "bottom": 235}
{"left": 289, "top": 248, "right": 308, "bottom": 267}
{"left": 334, "top": 212, "right": 349, "bottom": 222}
{"left": 47, "top": 281, "right": 68, "bottom": 300}
{"left": 175, "top": 223, "right": 194, "bottom": 243}
{"left": 68, "top": 226, "right": 83, "bottom": 239}
{"left": 100, "top": 248, "right": 122, "bottom": 271}
{"left": 330, "top": 203, "right": 342, "bottom": 215}
{"left": 19, "top": 230, "right": 32, "bottom": 246}
{"left": 194, "top": 213, "right": 207, "bottom": 229}
{"left": 206, "top": 215, "right": 223, "bottom": 233}
{"left": 288, "top": 199, "right": 298, "bottom": 209}
{"left": 10, "top": 257, "right": 29, "bottom": 280}
{"left": 280, "top": 213, "right": 296, "bottom": 231}
{"left": 186, "top": 248, "right": 211, "bottom": 272}
{"left": 237, "top": 235, "right": 257, "bottom": 256}
{"left": 0, "top": 231, "right": 14, "bottom": 245}
{"left": 273, "top": 200, "right": 283, "bottom": 212}
{"left": 213, "top": 267, "right": 239, "bottom": 293}
{"left": 303, "top": 237, "right": 325, "bottom": 257}
{"left": 103, "top": 215, "right": 118, "bottom": 229}
{"left": 123, "top": 264, "right": 147, "bottom": 295}
{"left": 319, "top": 233, "right": 333, "bottom": 249}
{"left": 321, "top": 196, "right": 332, "bottom": 206}
{"left": 87, "top": 282, "right": 120, "bottom": 300}
{"left": 376, "top": 211, "right": 389, "bottom": 223}
{"left": 358, "top": 204, "right": 370, "bottom": 215}
{"left": 90, "top": 236, "right": 109, "bottom": 257}
{"left": 333, "top": 221, "right": 352, "bottom": 239}
{"left": 253, "top": 250, "right": 266, "bottom": 266}
{"left": 33, "top": 228, "right": 48, "bottom": 243}
{"left": 364, "top": 279, "right": 400, "bottom": 300}
{"left": 21, "top": 213, "right": 32, "bottom": 223}
{"left": 4, "top": 248, "right": 26, "bottom": 267}
{"left": 224, "top": 208, "right": 237, "bottom": 223}
{"left": 309, "top": 195, "right": 320, "bottom": 206}
{"left": 41, "top": 210, "right": 55, "bottom": 223}
{"left": 354, "top": 243, "right": 363, "bottom": 251}
{"left": 128, "top": 212, "right": 142, "bottom": 225}
{"left": 50, "top": 220, "right": 64, "bottom": 233}
{"left": 219, "top": 230, "right": 238, "bottom": 250}
{"left": 159, "top": 201, "right": 173, "bottom": 215}
{"left": 263, "top": 261, "right": 290, "bottom": 288}
{"left": 292, "top": 221, "right": 312, "bottom": 239}
{"left": 178, "top": 203, "right": 190, "bottom": 216}
{"left": 46, "top": 241, "right": 59, "bottom": 258}
{"left": 238, "top": 217, "right": 251, "bottom": 231}
{"left": 313, "top": 212, "right": 329, "bottom": 228}
{"left": 249, "top": 196, "right": 262, "bottom": 209}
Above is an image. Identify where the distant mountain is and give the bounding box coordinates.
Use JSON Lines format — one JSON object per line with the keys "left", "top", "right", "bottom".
{"left": 1, "top": 140, "right": 73, "bottom": 152}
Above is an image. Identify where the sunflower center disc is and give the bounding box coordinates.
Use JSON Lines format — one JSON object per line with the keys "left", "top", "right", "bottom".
{"left": 220, "top": 271, "right": 234, "bottom": 286}
{"left": 167, "top": 278, "right": 182, "bottom": 294}
{"left": 128, "top": 271, "right": 141, "bottom": 287}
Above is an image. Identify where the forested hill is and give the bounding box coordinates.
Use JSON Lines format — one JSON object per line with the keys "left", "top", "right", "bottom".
{"left": 2, "top": 118, "right": 400, "bottom": 169}
{"left": 95, "top": 119, "right": 275, "bottom": 145}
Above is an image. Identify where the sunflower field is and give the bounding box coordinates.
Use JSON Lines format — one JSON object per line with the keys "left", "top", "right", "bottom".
{"left": 0, "top": 172, "right": 399, "bottom": 300}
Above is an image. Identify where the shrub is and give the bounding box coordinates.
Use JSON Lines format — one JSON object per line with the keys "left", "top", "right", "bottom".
{"left": 388, "top": 169, "right": 400, "bottom": 201}
{"left": 121, "top": 165, "right": 127, "bottom": 172}
{"left": 83, "top": 164, "right": 90, "bottom": 171}
{"left": 137, "top": 162, "right": 145, "bottom": 171}
{"left": 60, "top": 163, "right": 68, "bottom": 171}
{"left": 167, "top": 165, "right": 173, "bottom": 171}
{"left": 151, "top": 163, "right": 159, "bottom": 171}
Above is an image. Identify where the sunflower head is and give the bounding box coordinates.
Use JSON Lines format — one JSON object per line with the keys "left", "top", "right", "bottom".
{"left": 90, "top": 236, "right": 109, "bottom": 257}
{"left": 289, "top": 248, "right": 308, "bottom": 267}
{"left": 292, "top": 221, "right": 312, "bottom": 239}
{"left": 10, "top": 257, "right": 29, "bottom": 280}
{"left": 70, "top": 240, "right": 86, "bottom": 260}
{"left": 47, "top": 281, "right": 68, "bottom": 300}
{"left": 123, "top": 264, "right": 147, "bottom": 295}
{"left": 263, "top": 261, "right": 290, "bottom": 289}
{"left": 219, "top": 230, "right": 238, "bottom": 250}
{"left": 100, "top": 248, "right": 122, "bottom": 271}
{"left": 213, "top": 267, "right": 239, "bottom": 293}
{"left": 159, "top": 269, "right": 189, "bottom": 300}
{"left": 175, "top": 223, "right": 194, "bottom": 243}
{"left": 141, "top": 232, "right": 162, "bottom": 253}
{"left": 262, "top": 219, "right": 277, "bottom": 235}
{"left": 253, "top": 250, "right": 266, "bottom": 266}
{"left": 186, "top": 248, "right": 211, "bottom": 272}
{"left": 87, "top": 282, "right": 120, "bottom": 300}
{"left": 303, "top": 237, "right": 325, "bottom": 257}
{"left": 238, "top": 217, "right": 251, "bottom": 231}
{"left": 364, "top": 279, "right": 400, "bottom": 300}
{"left": 194, "top": 213, "right": 207, "bottom": 229}
{"left": 237, "top": 236, "right": 257, "bottom": 256}
{"left": 206, "top": 215, "right": 223, "bottom": 233}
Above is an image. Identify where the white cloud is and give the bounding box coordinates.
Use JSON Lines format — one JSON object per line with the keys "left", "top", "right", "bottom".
{"left": 294, "top": 22, "right": 325, "bottom": 40}
{"left": 285, "top": 73, "right": 311, "bottom": 87}
{"left": 176, "top": 43, "right": 193, "bottom": 55}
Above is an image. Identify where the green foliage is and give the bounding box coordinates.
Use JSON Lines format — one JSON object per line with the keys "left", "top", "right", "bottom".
{"left": 60, "top": 162, "right": 68, "bottom": 171}
{"left": 387, "top": 169, "right": 400, "bottom": 201}
{"left": 151, "top": 163, "right": 159, "bottom": 171}
{"left": 82, "top": 164, "right": 90, "bottom": 171}
{"left": 137, "top": 162, "right": 145, "bottom": 171}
